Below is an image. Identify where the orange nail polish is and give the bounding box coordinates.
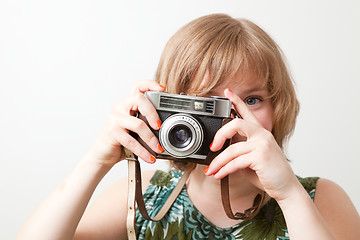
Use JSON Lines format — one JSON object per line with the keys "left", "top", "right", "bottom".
{"left": 209, "top": 141, "right": 214, "bottom": 149}
{"left": 203, "top": 166, "right": 209, "bottom": 174}
{"left": 159, "top": 84, "right": 166, "bottom": 89}
{"left": 226, "top": 88, "right": 232, "bottom": 93}
{"left": 150, "top": 155, "right": 156, "bottom": 163}
{"left": 157, "top": 120, "right": 162, "bottom": 129}
{"left": 157, "top": 144, "right": 164, "bottom": 153}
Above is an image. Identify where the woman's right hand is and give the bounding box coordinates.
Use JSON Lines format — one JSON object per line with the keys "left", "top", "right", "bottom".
{"left": 15, "top": 81, "right": 165, "bottom": 240}
{"left": 87, "top": 80, "right": 165, "bottom": 167}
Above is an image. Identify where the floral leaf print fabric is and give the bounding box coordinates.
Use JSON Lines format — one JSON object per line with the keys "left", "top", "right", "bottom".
{"left": 135, "top": 169, "right": 319, "bottom": 240}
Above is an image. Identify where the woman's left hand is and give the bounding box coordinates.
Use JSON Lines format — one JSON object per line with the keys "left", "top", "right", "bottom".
{"left": 204, "top": 88, "right": 300, "bottom": 202}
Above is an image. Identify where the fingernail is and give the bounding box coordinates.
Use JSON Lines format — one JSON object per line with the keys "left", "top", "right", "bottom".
{"left": 203, "top": 166, "right": 209, "bottom": 174}
{"left": 157, "top": 120, "right": 162, "bottom": 129}
{"left": 150, "top": 155, "right": 156, "bottom": 163}
{"left": 226, "top": 88, "right": 232, "bottom": 93}
{"left": 159, "top": 84, "right": 166, "bottom": 89}
{"left": 209, "top": 141, "right": 214, "bottom": 150}
{"left": 157, "top": 144, "right": 164, "bottom": 153}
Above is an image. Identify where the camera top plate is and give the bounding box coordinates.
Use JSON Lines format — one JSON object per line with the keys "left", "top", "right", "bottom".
{"left": 145, "top": 91, "right": 231, "bottom": 118}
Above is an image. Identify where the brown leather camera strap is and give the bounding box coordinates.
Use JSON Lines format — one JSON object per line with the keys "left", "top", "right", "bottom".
{"left": 125, "top": 148, "right": 192, "bottom": 240}
{"left": 125, "top": 148, "right": 265, "bottom": 239}
{"left": 221, "top": 175, "right": 266, "bottom": 220}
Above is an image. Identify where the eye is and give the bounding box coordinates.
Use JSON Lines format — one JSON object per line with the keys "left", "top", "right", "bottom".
{"left": 245, "top": 96, "right": 262, "bottom": 106}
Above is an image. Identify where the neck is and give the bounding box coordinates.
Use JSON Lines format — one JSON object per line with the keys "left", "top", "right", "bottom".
{"left": 186, "top": 164, "right": 262, "bottom": 204}
{"left": 185, "top": 164, "right": 266, "bottom": 228}
{"left": 188, "top": 164, "right": 261, "bottom": 194}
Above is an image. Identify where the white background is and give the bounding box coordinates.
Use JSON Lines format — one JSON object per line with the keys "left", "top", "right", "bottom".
{"left": 1, "top": 0, "right": 359, "bottom": 238}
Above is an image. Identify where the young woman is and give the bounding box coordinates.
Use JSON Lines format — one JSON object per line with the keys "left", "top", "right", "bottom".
{"left": 16, "top": 14, "right": 360, "bottom": 240}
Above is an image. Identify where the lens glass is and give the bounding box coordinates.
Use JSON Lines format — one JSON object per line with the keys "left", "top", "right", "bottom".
{"left": 169, "top": 125, "right": 192, "bottom": 148}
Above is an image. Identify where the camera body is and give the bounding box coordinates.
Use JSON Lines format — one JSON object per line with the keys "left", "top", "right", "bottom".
{"left": 135, "top": 91, "right": 232, "bottom": 165}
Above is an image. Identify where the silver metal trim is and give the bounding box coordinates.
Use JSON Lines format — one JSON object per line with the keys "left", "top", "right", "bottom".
{"left": 159, "top": 151, "right": 207, "bottom": 160}
{"left": 159, "top": 113, "right": 203, "bottom": 158}
{"left": 145, "top": 91, "right": 231, "bottom": 118}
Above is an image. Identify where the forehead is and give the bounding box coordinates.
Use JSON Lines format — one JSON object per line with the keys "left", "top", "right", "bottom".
{"left": 210, "top": 68, "right": 268, "bottom": 95}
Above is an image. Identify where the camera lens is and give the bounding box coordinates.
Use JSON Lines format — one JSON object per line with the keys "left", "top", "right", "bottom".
{"left": 159, "top": 113, "right": 204, "bottom": 158}
{"left": 169, "top": 125, "right": 192, "bottom": 148}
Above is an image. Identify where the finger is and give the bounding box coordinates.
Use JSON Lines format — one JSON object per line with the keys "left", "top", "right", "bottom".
{"left": 210, "top": 118, "right": 257, "bottom": 152}
{"left": 118, "top": 93, "right": 161, "bottom": 131}
{"left": 136, "top": 94, "right": 162, "bottom": 131}
{"left": 212, "top": 154, "right": 253, "bottom": 180}
{"left": 116, "top": 128, "right": 156, "bottom": 164}
{"left": 132, "top": 80, "right": 165, "bottom": 94}
{"left": 205, "top": 142, "right": 253, "bottom": 176}
{"left": 224, "top": 88, "right": 259, "bottom": 124}
{"left": 119, "top": 115, "right": 163, "bottom": 154}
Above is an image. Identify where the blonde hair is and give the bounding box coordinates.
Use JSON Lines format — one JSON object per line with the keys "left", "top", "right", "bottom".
{"left": 155, "top": 14, "right": 299, "bottom": 170}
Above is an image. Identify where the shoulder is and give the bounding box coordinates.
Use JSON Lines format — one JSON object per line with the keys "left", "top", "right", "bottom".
{"left": 74, "top": 170, "right": 156, "bottom": 240}
{"left": 94, "top": 170, "right": 157, "bottom": 200}
{"left": 314, "top": 178, "right": 356, "bottom": 210}
{"left": 314, "top": 178, "right": 360, "bottom": 239}
{"left": 315, "top": 178, "right": 349, "bottom": 202}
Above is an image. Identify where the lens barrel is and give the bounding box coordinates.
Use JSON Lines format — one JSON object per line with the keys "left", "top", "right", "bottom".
{"left": 159, "top": 113, "right": 203, "bottom": 158}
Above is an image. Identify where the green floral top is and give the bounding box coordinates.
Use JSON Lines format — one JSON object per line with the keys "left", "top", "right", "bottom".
{"left": 135, "top": 169, "right": 319, "bottom": 240}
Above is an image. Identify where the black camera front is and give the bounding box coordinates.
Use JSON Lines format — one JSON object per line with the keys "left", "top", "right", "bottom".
{"left": 134, "top": 91, "right": 232, "bottom": 165}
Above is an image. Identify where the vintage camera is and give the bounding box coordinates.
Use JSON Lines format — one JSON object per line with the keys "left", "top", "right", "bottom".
{"left": 135, "top": 91, "right": 233, "bottom": 165}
